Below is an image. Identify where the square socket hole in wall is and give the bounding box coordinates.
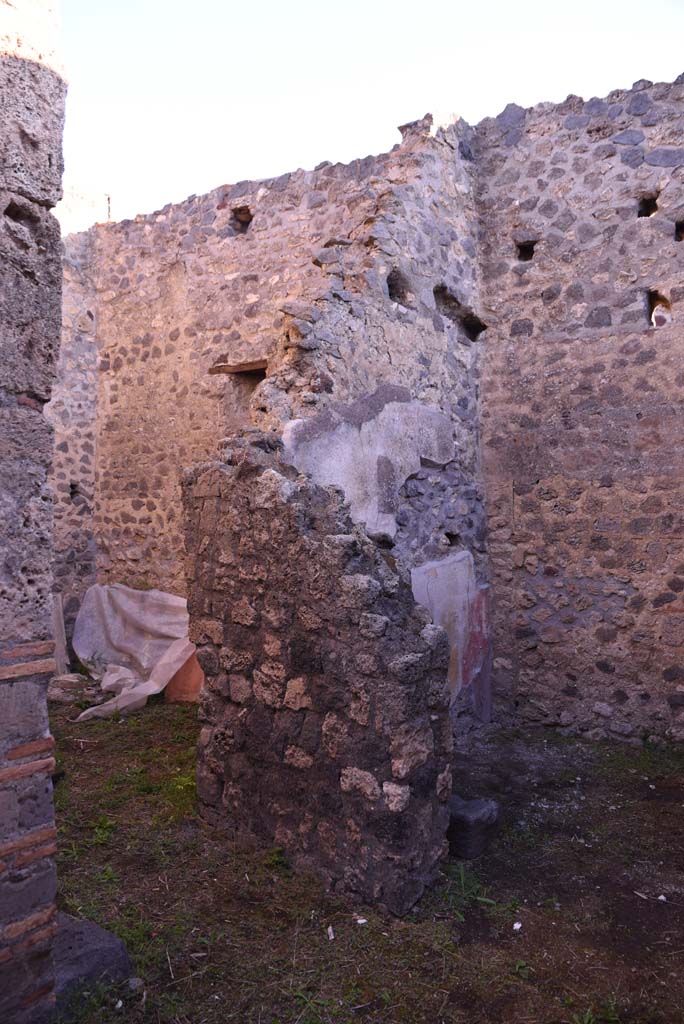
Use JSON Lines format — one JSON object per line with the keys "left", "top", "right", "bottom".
{"left": 637, "top": 194, "right": 658, "bottom": 218}
{"left": 387, "top": 268, "right": 414, "bottom": 306}
{"left": 433, "top": 285, "right": 488, "bottom": 341}
{"left": 210, "top": 359, "right": 268, "bottom": 430}
{"left": 675, "top": 221, "right": 684, "bottom": 242}
{"left": 647, "top": 289, "right": 671, "bottom": 327}
{"left": 516, "top": 240, "right": 536, "bottom": 262}
{"left": 230, "top": 206, "right": 253, "bottom": 233}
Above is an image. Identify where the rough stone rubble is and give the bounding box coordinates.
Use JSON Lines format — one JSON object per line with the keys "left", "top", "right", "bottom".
{"left": 184, "top": 436, "right": 454, "bottom": 914}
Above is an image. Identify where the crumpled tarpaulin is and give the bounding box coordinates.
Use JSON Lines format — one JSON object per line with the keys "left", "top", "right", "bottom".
{"left": 73, "top": 583, "right": 196, "bottom": 721}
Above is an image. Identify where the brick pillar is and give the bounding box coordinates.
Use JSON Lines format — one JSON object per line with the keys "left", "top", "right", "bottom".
{"left": 0, "top": 671, "right": 58, "bottom": 1022}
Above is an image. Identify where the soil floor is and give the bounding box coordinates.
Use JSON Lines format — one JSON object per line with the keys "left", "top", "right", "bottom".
{"left": 50, "top": 700, "right": 684, "bottom": 1024}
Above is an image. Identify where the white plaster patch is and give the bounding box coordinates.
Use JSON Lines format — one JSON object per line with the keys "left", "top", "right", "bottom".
{"left": 283, "top": 394, "right": 453, "bottom": 538}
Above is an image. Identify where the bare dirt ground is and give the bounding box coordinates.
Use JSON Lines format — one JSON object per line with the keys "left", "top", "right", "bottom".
{"left": 50, "top": 700, "right": 684, "bottom": 1024}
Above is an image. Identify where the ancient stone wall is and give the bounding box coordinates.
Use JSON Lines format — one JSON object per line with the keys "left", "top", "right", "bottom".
{"left": 55, "top": 120, "right": 490, "bottom": 671}
{"left": 54, "top": 69, "right": 684, "bottom": 753}
{"left": 0, "top": 1, "right": 66, "bottom": 1018}
{"left": 183, "top": 437, "right": 453, "bottom": 914}
{"left": 54, "top": 157, "right": 388, "bottom": 595}
{"left": 478, "top": 75, "right": 684, "bottom": 741}
{"left": 269, "top": 117, "right": 488, "bottom": 579}
{"left": 46, "top": 231, "right": 98, "bottom": 642}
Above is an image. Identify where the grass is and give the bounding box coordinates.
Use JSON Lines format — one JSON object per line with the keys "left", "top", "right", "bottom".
{"left": 435, "top": 861, "right": 499, "bottom": 922}
{"left": 51, "top": 703, "right": 684, "bottom": 1024}
{"left": 596, "top": 737, "right": 684, "bottom": 780}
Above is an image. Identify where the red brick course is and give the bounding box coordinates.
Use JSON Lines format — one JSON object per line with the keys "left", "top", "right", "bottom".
{"left": 0, "top": 756, "right": 55, "bottom": 786}
{"left": 0, "top": 827, "right": 57, "bottom": 862}
{"left": 0, "top": 905, "right": 56, "bottom": 944}
{"left": 7, "top": 736, "right": 55, "bottom": 761}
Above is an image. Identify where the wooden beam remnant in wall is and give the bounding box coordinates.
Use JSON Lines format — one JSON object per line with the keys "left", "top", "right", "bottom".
{"left": 0, "top": 659, "right": 57, "bottom": 682}
{"left": 209, "top": 358, "right": 268, "bottom": 375}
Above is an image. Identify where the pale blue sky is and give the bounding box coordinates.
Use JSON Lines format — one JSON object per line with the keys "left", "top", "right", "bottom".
{"left": 58, "top": 0, "right": 684, "bottom": 230}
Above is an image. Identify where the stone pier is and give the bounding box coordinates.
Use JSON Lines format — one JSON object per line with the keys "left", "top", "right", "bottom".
{"left": 0, "top": 2, "right": 66, "bottom": 1019}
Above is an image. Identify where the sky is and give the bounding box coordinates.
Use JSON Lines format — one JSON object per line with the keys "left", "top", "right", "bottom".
{"left": 57, "top": 0, "right": 684, "bottom": 233}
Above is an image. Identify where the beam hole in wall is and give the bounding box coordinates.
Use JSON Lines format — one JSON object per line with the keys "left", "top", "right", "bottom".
{"left": 230, "top": 206, "right": 253, "bottom": 234}
{"left": 637, "top": 194, "right": 659, "bottom": 218}
{"left": 226, "top": 367, "right": 267, "bottom": 426}
{"left": 675, "top": 221, "right": 684, "bottom": 242}
{"left": 461, "top": 312, "right": 488, "bottom": 342}
{"left": 209, "top": 358, "right": 267, "bottom": 430}
{"left": 433, "top": 285, "right": 488, "bottom": 341}
{"left": 209, "top": 357, "right": 267, "bottom": 377}
{"left": 239, "top": 367, "right": 266, "bottom": 386}
{"left": 647, "top": 289, "right": 671, "bottom": 327}
{"left": 386, "top": 268, "right": 413, "bottom": 306}
{"left": 516, "top": 241, "right": 536, "bottom": 262}
{"left": 4, "top": 200, "right": 39, "bottom": 225}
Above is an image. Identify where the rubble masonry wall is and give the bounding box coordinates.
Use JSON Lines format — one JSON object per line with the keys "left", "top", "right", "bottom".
{"left": 479, "top": 74, "right": 684, "bottom": 741}
{"left": 53, "top": 71, "right": 684, "bottom": 753}
{"left": 53, "top": 120, "right": 488, "bottom": 614}
{"left": 0, "top": 2, "right": 66, "bottom": 1019}
{"left": 184, "top": 438, "right": 454, "bottom": 914}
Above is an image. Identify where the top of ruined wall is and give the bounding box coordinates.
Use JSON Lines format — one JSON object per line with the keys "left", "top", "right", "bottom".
{"left": 0, "top": 0, "right": 65, "bottom": 206}
{"left": 0, "top": 0, "right": 62, "bottom": 72}
{"left": 73, "top": 112, "right": 482, "bottom": 454}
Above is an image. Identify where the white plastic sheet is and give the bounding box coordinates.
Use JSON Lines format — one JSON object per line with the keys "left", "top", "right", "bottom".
{"left": 72, "top": 583, "right": 195, "bottom": 721}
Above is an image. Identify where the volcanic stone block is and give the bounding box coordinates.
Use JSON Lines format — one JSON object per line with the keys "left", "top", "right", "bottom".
{"left": 447, "top": 794, "right": 500, "bottom": 860}
{"left": 54, "top": 913, "right": 132, "bottom": 1004}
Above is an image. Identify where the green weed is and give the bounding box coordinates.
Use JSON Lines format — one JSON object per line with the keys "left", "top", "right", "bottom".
{"left": 441, "top": 862, "right": 496, "bottom": 922}
{"left": 513, "top": 959, "right": 531, "bottom": 980}
{"left": 90, "top": 815, "right": 117, "bottom": 845}
{"left": 263, "top": 846, "right": 290, "bottom": 871}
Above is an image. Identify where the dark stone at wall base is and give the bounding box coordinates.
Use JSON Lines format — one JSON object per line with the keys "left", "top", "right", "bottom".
{"left": 54, "top": 913, "right": 132, "bottom": 1005}
{"left": 447, "top": 794, "right": 500, "bottom": 860}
